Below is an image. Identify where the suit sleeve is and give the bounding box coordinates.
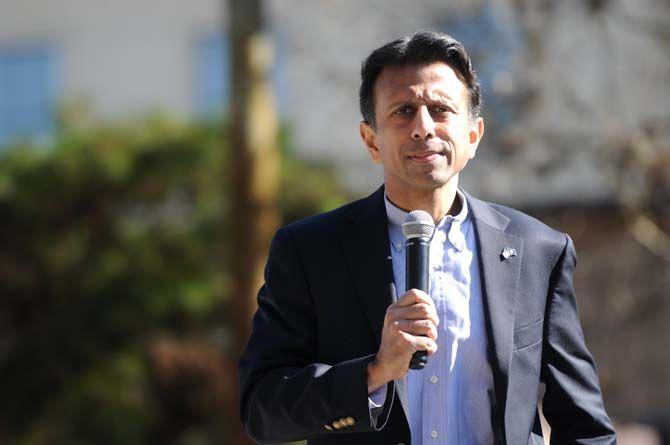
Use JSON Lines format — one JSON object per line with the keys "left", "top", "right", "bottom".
{"left": 541, "top": 234, "right": 617, "bottom": 444}
{"left": 238, "top": 227, "right": 394, "bottom": 443}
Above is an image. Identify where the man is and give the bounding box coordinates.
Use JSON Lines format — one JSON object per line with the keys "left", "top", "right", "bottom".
{"left": 239, "top": 31, "right": 616, "bottom": 444}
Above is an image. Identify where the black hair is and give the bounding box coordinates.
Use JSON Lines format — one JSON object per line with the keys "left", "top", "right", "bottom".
{"left": 359, "top": 30, "right": 481, "bottom": 126}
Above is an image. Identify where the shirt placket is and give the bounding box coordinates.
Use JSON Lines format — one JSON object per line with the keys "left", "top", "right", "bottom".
{"left": 423, "top": 230, "right": 450, "bottom": 444}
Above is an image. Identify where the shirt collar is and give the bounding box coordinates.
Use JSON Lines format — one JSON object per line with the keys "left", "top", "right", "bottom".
{"left": 385, "top": 188, "right": 470, "bottom": 252}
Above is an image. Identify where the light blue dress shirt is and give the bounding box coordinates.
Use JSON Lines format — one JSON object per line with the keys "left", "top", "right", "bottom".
{"left": 370, "top": 189, "right": 495, "bottom": 444}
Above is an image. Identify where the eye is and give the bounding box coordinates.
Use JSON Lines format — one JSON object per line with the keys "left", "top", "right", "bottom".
{"left": 432, "top": 105, "right": 451, "bottom": 114}
{"left": 393, "top": 106, "right": 414, "bottom": 116}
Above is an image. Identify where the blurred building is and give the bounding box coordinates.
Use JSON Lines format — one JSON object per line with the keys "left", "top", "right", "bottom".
{"left": 1, "top": 0, "right": 669, "bottom": 439}
{"left": 2, "top": 0, "right": 668, "bottom": 205}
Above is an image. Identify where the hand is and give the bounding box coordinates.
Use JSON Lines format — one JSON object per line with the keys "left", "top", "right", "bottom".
{"left": 367, "top": 289, "right": 439, "bottom": 393}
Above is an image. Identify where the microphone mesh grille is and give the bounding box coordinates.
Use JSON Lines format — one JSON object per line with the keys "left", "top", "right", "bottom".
{"left": 402, "top": 210, "right": 435, "bottom": 239}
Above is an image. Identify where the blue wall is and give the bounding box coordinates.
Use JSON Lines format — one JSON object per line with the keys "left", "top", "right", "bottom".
{"left": 0, "top": 45, "right": 57, "bottom": 146}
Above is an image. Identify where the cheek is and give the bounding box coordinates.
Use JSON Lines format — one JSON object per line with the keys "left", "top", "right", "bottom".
{"left": 376, "top": 136, "right": 400, "bottom": 163}
{"left": 441, "top": 123, "right": 472, "bottom": 150}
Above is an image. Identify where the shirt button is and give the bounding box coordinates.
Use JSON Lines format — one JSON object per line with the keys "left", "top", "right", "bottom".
{"left": 430, "top": 375, "right": 438, "bottom": 384}
{"left": 431, "top": 430, "right": 439, "bottom": 439}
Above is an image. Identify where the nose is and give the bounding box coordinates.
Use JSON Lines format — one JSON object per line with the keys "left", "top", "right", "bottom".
{"left": 411, "top": 106, "right": 435, "bottom": 140}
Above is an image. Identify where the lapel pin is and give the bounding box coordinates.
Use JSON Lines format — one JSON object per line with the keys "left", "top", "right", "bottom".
{"left": 500, "top": 247, "right": 517, "bottom": 260}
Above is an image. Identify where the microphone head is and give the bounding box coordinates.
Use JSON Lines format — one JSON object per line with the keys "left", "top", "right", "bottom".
{"left": 402, "top": 210, "right": 435, "bottom": 240}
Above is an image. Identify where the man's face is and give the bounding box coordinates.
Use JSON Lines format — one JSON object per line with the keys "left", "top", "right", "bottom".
{"left": 360, "top": 62, "right": 484, "bottom": 195}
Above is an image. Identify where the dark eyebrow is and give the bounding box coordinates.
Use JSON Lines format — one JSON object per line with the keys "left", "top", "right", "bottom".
{"left": 387, "top": 100, "right": 415, "bottom": 110}
{"left": 427, "top": 94, "right": 458, "bottom": 109}
{"left": 430, "top": 100, "right": 460, "bottom": 112}
{"left": 386, "top": 98, "right": 460, "bottom": 113}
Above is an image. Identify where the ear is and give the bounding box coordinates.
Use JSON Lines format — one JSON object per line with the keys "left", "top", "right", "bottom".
{"left": 467, "top": 116, "right": 484, "bottom": 159}
{"left": 360, "top": 121, "right": 382, "bottom": 164}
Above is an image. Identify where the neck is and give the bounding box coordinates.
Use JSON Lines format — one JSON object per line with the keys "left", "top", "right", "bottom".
{"left": 385, "top": 177, "right": 461, "bottom": 223}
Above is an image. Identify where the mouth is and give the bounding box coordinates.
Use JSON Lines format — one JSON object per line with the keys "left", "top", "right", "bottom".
{"left": 407, "top": 151, "right": 444, "bottom": 164}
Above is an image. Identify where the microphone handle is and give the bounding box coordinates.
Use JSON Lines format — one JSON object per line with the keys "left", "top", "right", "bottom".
{"left": 406, "top": 237, "right": 430, "bottom": 370}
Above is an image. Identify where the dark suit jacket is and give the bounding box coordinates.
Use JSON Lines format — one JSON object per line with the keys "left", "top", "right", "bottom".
{"left": 239, "top": 186, "right": 616, "bottom": 444}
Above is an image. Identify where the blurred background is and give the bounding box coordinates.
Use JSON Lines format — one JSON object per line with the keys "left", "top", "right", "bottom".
{"left": 0, "top": 0, "right": 668, "bottom": 444}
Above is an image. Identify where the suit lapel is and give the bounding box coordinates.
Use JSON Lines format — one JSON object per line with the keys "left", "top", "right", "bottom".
{"left": 340, "top": 185, "right": 410, "bottom": 421}
{"left": 465, "top": 191, "right": 523, "bottom": 436}
{"left": 341, "top": 186, "right": 394, "bottom": 345}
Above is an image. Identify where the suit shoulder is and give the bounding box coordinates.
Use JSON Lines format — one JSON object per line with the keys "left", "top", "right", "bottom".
{"left": 486, "top": 201, "right": 568, "bottom": 246}
{"left": 276, "top": 193, "right": 368, "bottom": 241}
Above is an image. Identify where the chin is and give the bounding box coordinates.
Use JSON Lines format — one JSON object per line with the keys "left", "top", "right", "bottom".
{"left": 410, "top": 172, "right": 454, "bottom": 189}
{"left": 407, "top": 178, "right": 450, "bottom": 191}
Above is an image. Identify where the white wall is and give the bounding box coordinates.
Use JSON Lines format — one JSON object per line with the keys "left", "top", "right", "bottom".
{"left": 0, "top": 0, "right": 224, "bottom": 118}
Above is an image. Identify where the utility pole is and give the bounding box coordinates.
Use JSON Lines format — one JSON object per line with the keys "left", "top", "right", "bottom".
{"left": 227, "top": 0, "right": 280, "bottom": 443}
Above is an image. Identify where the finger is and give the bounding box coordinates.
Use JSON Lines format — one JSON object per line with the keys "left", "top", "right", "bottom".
{"left": 424, "top": 338, "right": 438, "bottom": 356}
{"left": 394, "top": 288, "right": 432, "bottom": 307}
{"left": 404, "top": 334, "right": 437, "bottom": 355}
{"left": 393, "top": 319, "right": 438, "bottom": 340}
{"left": 390, "top": 303, "right": 439, "bottom": 327}
{"left": 395, "top": 319, "right": 437, "bottom": 341}
{"left": 397, "top": 331, "right": 422, "bottom": 354}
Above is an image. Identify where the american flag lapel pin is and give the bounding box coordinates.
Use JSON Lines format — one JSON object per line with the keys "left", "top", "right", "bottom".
{"left": 500, "top": 247, "right": 517, "bottom": 261}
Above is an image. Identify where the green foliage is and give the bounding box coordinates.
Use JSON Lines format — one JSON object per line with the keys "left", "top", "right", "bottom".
{"left": 0, "top": 118, "right": 349, "bottom": 444}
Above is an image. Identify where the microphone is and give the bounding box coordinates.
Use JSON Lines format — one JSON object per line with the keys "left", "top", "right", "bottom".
{"left": 402, "top": 210, "right": 435, "bottom": 370}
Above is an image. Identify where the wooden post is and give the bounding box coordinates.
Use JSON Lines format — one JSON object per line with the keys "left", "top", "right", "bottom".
{"left": 227, "top": 0, "right": 280, "bottom": 443}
